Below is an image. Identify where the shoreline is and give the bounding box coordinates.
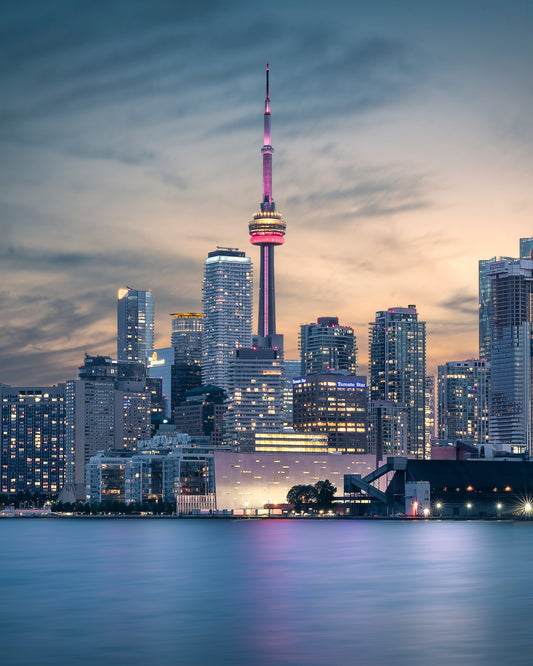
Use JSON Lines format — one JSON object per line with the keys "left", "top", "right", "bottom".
{"left": 0, "top": 513, "right": 527, "bottom": 522}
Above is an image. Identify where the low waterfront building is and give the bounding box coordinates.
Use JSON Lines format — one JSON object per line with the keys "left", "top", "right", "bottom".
{"left": 86, "top": 435, "right": 219, "bottom": 509}
{"left": 212, "top": 450, "right": 379, "bottom": 512}
{"left": 86, "top": 450, "right": 131, "bottom": 504}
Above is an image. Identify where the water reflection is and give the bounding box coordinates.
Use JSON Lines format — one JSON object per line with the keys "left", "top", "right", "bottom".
{"left": 0, "top": 520, "right": 532, "bottom": 665}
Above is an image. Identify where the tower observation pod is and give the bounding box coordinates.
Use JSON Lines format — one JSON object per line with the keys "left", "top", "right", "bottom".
{"left": 249, "top": 63, "right": 286, "bottom": 342}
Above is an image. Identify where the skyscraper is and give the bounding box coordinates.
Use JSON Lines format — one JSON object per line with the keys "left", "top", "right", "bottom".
{"left": 299, "top": 317, "right": 357, "bottom": 376}
{"left": 248, "top": 63, "right": 286, "bottom": 348}
{"left": 437, "top": 360, "right": 490, "bottom": 445}
{"left": 367, "top": 400, "right": 408, "bottom": 460}
{"left": 424, "top": 375, "right": 436, "bottom": 444}
{"left": 64, "top": 356, "right": 151, "bottom": 498}
{"left": 0, "top": 385, "right": 66, "bottom": 496}
{"left": 479, "top": 257, "right": 516, "bottom": 361}
{"left": 292, "top": 374, "right": 368, "bottom": 453}
{"left": 369, "top": 306, "right": 426, "bottom": 458}
{"left": 117, "top": 288, "right": 154, "bottom": 364}
{"left": 225, "top": 347, "right": 284, "bottom": 450}
{"left": 201, "top": 248, "right": 253, "bottom": 392}
{"left": 487, "top": 258, "right": 533, "bottom": 453}
{"left": 170, "top": 313, "right": 203, "bottom": 408}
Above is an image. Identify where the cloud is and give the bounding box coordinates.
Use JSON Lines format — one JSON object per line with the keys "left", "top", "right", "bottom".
{"left": 438, "top": 292, "right": 478, "bottom": 316}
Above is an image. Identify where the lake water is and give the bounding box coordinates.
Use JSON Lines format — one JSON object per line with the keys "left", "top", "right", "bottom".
{"left": 1, "top": 518, "right": 532, "bottom": 665}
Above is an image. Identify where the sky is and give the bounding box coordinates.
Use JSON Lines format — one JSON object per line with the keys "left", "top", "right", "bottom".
{"left": 2, "top": 0, "right": 533, "bottom": 386}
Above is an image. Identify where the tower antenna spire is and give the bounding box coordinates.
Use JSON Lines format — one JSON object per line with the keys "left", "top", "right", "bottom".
{"left": 262, "top": 62, "right": 273, "bottom": 210}
{"left": 249, "top": 64, "right": 286, "bottom": 341}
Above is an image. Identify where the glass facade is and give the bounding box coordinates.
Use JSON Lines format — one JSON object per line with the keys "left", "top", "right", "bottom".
{"left": 0, "top": 386, "right": 66, "bottom": 496}
{"left": 487, "top": 259, "right": 533, "bottom": 452}
{"left": 117, "top": 288, "right": 154, "bottom": 364}
{"left": 369, "top": 306, "right": 426, "bottom": 458}
{"left": 299, "top": 317, "right": 357, "bottom": 376}
{"left": 202, "top": 249, "right": 252, "bottom": 393}
{"left": 437, "top": 360, "right": 489, "bottom": 445}
{"left": 292, "top": 374, "right": 368, "bottom": 453}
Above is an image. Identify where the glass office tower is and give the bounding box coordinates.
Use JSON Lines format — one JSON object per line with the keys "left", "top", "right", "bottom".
{"left": 117, "top": 288, "right": 154, "bottom": 364}
{"left": 487, "top": 259, "right": 533, "bottom": 453}
{"left": 202, "top": 248, "right": 252, "bottom": 393}
{"left": 369, "top": 306, "right": 426, "bottom": 458}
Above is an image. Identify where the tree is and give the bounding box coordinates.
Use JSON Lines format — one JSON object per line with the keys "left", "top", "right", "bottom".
{"left": 314, "top": 480, "right": 337, "bottom": 511}
{"left": 287, "top": 480, "right": 337, "bottom": 513}
{"left": 287, "top": 484, "right": 317, "bottom": 512}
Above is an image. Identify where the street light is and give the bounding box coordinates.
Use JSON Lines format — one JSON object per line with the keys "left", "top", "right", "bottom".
{"left": 423, "top": 507, "right": 430, "bottom": 518}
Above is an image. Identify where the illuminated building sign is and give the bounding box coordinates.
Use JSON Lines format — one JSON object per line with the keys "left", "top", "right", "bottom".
{"left": 337, "top": 381, "right": 366, "bottom": 389}
{"left": 148, "top": 351, "right": 166, "bottom": 368}
{"left": 292, "top": 378, "right": 307, "bottom": 385}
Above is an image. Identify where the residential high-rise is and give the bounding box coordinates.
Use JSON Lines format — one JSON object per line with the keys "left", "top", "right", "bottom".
{"left": 299, "top": 317, "right": 357, "bottom": 376}
{"left": 437, "top": 360, "right": 490, "bottom": 445}
{"left": 64, "top": 356, "right": 151, "bottom": 498}
{"left": 369, "top": 306, "right": 426, "bottom": 458}
{"left": 292, "top": 374, "right": 368, "bottom": 453}
{"left": 479, "top": 257, "right": 516, "bottom": 361}
{"left": 201, "top": 248, "right": 253, "bottom": 392}
{"left": 117, "top": 287, "right": 154, "bottom": 364}
{"left": 367, "top": 400, "right": 408, "bottom": 461}
{"left": 224, "top": 347, "right": 284, "bottom": 450}
{"left": 487, "top": 258, "right": 533, "bottom": 453}
{"left": 425, "top": 375, "right": 436, "bottom": 445}
{"left": 248, "top": 63, "right": 286, "bottom": 347}
{"left": 0, "top": 385, "right": 66, "bottom": 496}
{"left": 171, "top": 313, "right": 203, "bottom": 408}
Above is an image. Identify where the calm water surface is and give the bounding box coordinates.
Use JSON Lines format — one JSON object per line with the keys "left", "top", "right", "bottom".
{"left": 1, "top": 519, "right": 532, "bottom": 665}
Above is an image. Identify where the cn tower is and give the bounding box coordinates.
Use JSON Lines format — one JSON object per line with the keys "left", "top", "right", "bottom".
{"left": 249, "top": 63, "right": 286, "bottom": 346}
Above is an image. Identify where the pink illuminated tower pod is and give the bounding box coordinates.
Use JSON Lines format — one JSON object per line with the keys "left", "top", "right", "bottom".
{"left": 249, "top": 63, "right": 286, "bottom": 342}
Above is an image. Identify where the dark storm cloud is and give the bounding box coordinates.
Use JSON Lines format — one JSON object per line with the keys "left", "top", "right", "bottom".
{"left": 287, "top": 171, "right": 433, "bottom": 229}
{"left": 439, "top": 292, "right": 478, "bottom": 316}
{"left": 0, "top": 0, "right": 423, "bottom": 142}
{"left": 0, "top": 244, "right": 199, "bottom": 274}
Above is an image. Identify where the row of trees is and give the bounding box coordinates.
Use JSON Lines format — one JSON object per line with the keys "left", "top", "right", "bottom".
{"left": 52, "top": 500, "right": 176, "bottom": 515}
{"left": 0, "top": 492, "right": 50, "bottom": 509}
{"left": 286, "top": 479, "right": 337, "bottom": 513}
